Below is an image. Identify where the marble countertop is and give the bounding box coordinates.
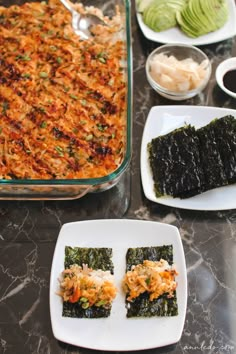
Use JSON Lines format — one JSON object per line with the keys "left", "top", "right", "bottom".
{"left": 1, "top": 2, "right": 236, "bottom": 354}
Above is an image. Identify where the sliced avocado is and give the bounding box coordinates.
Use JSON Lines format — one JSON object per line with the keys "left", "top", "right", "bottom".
{"left": 137, "top": 0, "right": 154, "bottom": 13}
{"left": 143, "top": 0, "right": 186, "bottom": 32}
{"left": 143, "top": 3, "right": 176, "bottom": 31}
{"left": 176, "top": 0, "right": 228, "bottom": 38}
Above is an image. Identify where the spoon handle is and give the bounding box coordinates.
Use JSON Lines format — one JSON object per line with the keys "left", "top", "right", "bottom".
{"left": 59, "top": 0, "right": 76, "bottom": 14}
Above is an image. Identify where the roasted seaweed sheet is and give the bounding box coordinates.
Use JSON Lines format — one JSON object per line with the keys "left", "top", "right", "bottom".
{"left": 211, "top": 115, "right": 236, "bottom": 183}
{"left": 197, "top": 124, "right": 227, "bottom": 191}
{"left": 62, "top": 247, "right": 114, "bottom": 318}
{"left": 149, "top": 125, "right": 204, "bottom": 198}
{"left": 125, "top": 246, "right": 178, "bottom": 318}
{"left": 148, "top": 115, "right": 236, "bottom": 199}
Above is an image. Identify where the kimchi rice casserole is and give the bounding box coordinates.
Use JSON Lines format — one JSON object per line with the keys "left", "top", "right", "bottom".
{"left": 0, "top": 0, "right": 127, "bottom": 180}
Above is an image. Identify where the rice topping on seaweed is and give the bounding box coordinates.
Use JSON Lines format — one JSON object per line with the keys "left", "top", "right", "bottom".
{"left": 60, "top": 247, "right": 116, "bottom": 318}
{"left": 123, "top": 259, "right": 178, "bottom": 301}
{"left": 124, "top": 246, "right": 178, "bottom": 318}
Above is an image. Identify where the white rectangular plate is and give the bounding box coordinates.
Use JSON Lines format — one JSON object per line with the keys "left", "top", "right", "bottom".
{"left": 141, "top": 106, "right": 236, "bottom": 211}
{"left": 50, "top": 219, "right": 187, "bottom": 351}
{"left": 136, "top": 0, "right": 236, "bottom": 45}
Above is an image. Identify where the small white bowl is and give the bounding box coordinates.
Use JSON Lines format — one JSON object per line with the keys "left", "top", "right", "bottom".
{"left": 216, "top": 57, "right": 236, "bottom": 99}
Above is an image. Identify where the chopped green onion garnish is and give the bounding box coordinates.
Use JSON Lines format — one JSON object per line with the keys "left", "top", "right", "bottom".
{"left": 70, "top": 94, "right": 78, "bottom": 100}
{"left": 40, "top": 121, "right": 47, "bottom": 128}
{"left": 56, "top": 56, "right": 62, "bottom": 64}
{"left": 81, "top": 99, "right": 87, "bottom": 106}
{"left": 81, "top": 302, "right": 90, "bottom": 309}
{"left": 38, "top": 107, "right": 46, "bottom": 113}
{"left": 55, "top": 146, "right": 64, "bottom": 156}
{"left": 98, "top": 57, "right": 106, "bottom": 64}
{"left": 39, "top": 72, "right": 48, "bottom": 78}
{"left": 2, "top": 101, "right": 9, "bottom": 115}
{"left": 97, "top": 123, "right": 107, "bottom": 132}
{"left": 22, "top": 73, "right": 31, "bottom": 78}
{"left": 15, "top": 54, "right": 31, "bottom": 61}
{"left": 95, "top": 300, "right": 107, "bottom": 307}
{"left": 85, "top": 134, "right": 93, "bottom": 141}
{"left": 49, "top": 45, "right": 57, "bottom": 51}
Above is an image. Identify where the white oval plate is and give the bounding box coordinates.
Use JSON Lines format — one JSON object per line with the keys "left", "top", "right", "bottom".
{"left": 141, "top": 106, "right": 236, "bottom": 211}
{"left": 50, "top": 219, "right": 187, "bottom": 351}
{"left": 136, "top": 0, "right": 236, "bottom": 46}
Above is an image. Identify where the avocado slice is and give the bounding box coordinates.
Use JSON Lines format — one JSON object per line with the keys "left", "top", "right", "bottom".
{"left": 176, "top": 0, "right": 228, "bottom": 38}
{"left": 143, "top": 0, "right": 186, "bottom": 32}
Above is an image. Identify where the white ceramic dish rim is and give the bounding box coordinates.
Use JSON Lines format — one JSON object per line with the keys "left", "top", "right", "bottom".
{"left": 136, "top": 0, "right": 236, "bottom": 46}
{"left": 49, "top": 219, "right": 188, "bottom": 351}
{"left": 140, "top": 105, "right": 236, "bottom": 211}
{"left": 216, "top": 57, "right": 236, "bottom": 98}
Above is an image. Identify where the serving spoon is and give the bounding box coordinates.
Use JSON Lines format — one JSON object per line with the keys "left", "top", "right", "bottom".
{"left": 59, "top": 0, "right": 107, "bottom": 39}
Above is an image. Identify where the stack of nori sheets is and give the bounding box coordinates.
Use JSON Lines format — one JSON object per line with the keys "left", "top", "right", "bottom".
{"left": 148, "top": 115, "right": 236, "bottom": 199}
{"left": 62, "top": 246, "right": 114, "bottom": 318}
{"left": 149, "top": 125, "right": 205, "bottom": 198}
{"left": 211, "top": 116, "right": 236, "bottom": 184}
{"left": 125, "top": 246, "right": 178, "bottom": 318}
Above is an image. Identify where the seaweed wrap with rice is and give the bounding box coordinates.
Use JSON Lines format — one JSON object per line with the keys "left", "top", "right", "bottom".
{"left": 123, "top": 246, "right": 178, "bottom": 318}
{"left": 59, "top": 247, "right": 117, "bottom": 318}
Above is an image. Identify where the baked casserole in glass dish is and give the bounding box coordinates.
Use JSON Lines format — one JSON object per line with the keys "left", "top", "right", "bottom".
{"left": 0, "top": 0, "right": 132, "bottom": 199}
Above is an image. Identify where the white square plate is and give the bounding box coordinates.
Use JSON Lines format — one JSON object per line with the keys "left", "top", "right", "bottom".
{"left": 141, "top": 106, "right": 236, "bottom": 211}
{"left": 50, "top": 219, "right": 187, "bottom": 351}
{"left": 136, "top": 0, "right": 236, "bottom": 45}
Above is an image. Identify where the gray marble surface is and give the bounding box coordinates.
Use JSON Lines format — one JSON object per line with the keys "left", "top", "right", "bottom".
{"left": 1, "top": 1, "right": 236, "bottom": 354}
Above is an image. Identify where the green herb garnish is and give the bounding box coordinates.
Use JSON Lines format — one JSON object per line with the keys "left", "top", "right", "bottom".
{"left": 55, "top": 146, "right": 64, "bottom": 156}
{"left": 2, "top": 101, "right": 9, "bottom": 115}
{"left": 56, "top": 56, "right": 62, "bottom": 64}
{"left": 15, "top": 54, "right": 31, "bottom": 61}
{"left": 39, "top": 71, "right": 48, "bottom": 78}
{"left": 22, "top": 73, "right": 31, "bottom": 78}
{"left": 40, "top": 121, "right": 47, "bottom": 128}
{"left": 70, "top": 94, "right": 78, "bottom": 100}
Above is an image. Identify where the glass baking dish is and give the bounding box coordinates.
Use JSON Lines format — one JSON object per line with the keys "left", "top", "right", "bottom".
{"left": 0, "top": 0, "right": 132, "bottom": 199}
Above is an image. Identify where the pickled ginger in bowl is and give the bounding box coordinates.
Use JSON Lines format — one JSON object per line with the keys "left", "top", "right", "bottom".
{"left": 146, "top": 44, "right": 212, "bottom": 100}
